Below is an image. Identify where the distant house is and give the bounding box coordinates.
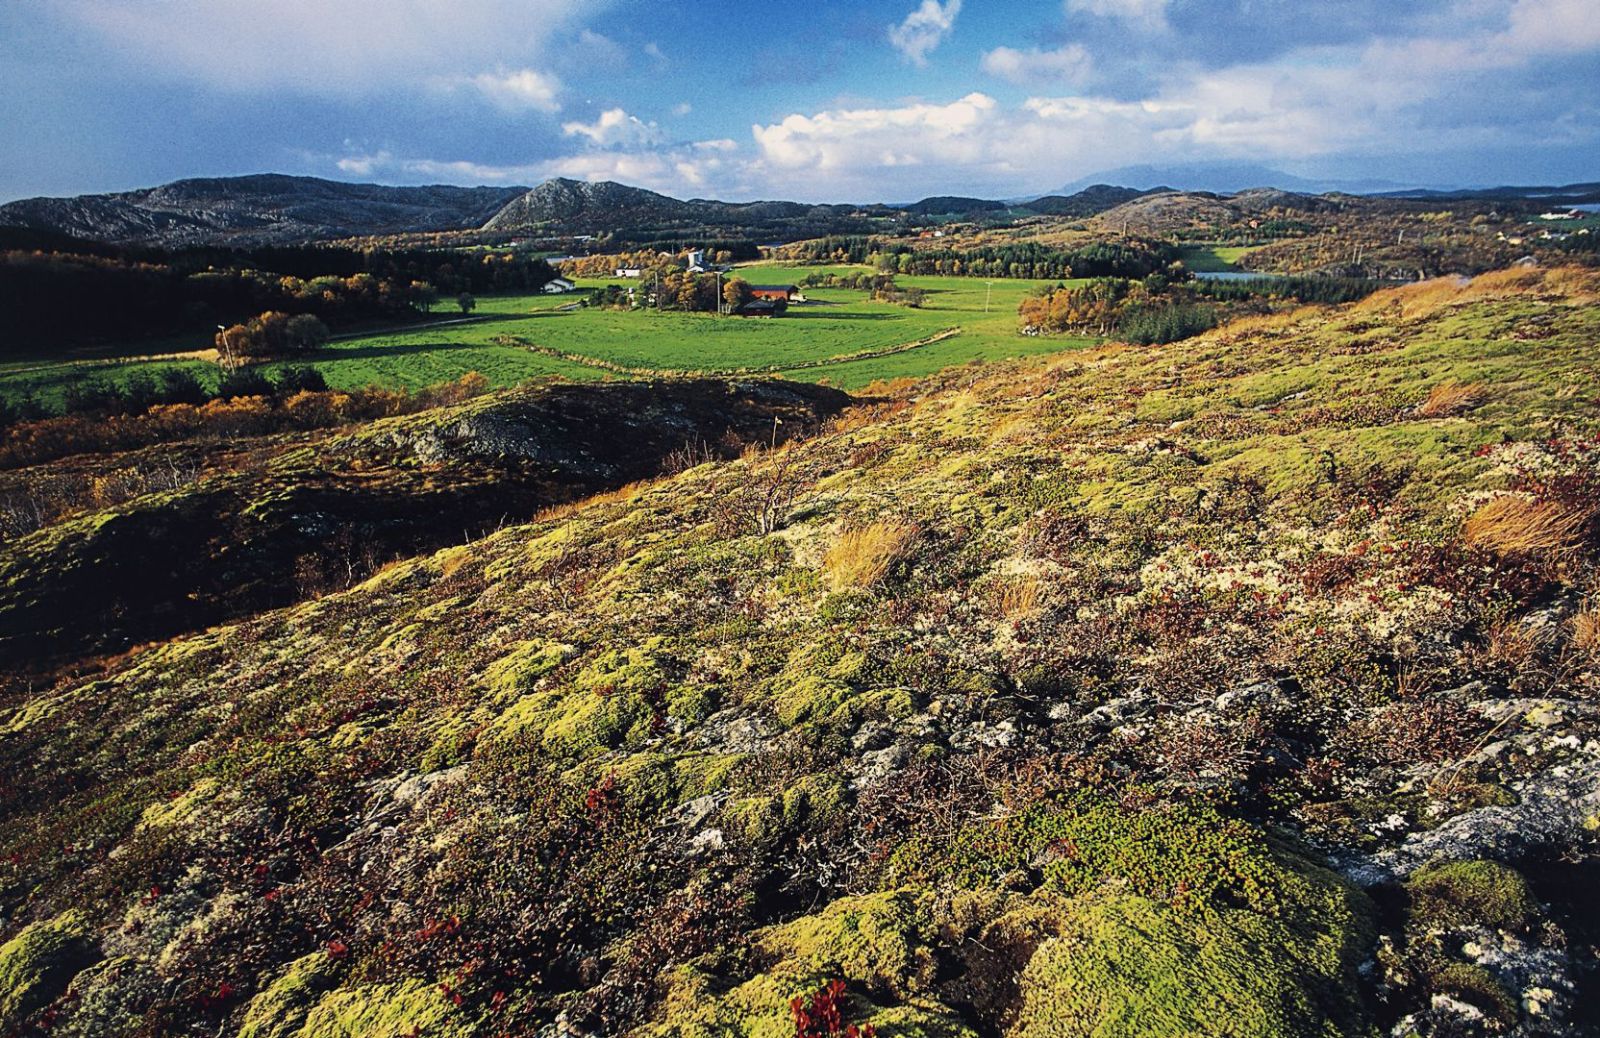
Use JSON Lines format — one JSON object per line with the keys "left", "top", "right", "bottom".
{"left": 686, "top": 249, "right": 708, "bottom": 272}
{"left": 750, "top": 284, "right": 801, "bottom": 302}
{"left": 542, "top": 277, "right": 577, "bottom": 293}
{"left": 736, "top": 298, "right": 786, "bottom": 318}
{"left": 615, "top": 267, "right": 643, "bottom": 278}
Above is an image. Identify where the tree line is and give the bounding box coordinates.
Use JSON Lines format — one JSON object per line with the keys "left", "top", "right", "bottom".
{"left": 1019, "top": 274, "right": 1384, "bottom": 344}
{"left": 774, "top": 236, "right": 1179, "bottom": 279}
{"left": 0, "top": 243, "right": 557, "bottom": 353}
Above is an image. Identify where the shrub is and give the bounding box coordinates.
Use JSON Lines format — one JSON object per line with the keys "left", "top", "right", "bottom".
{"left": 1461, "top": 495, "right": 1590, "bottom": 554}
{"left": 1418, "top": 381, "right": 1487, "bottom": 417}
{"left": 823, "top": 521, "right": 919, "bottom": 591}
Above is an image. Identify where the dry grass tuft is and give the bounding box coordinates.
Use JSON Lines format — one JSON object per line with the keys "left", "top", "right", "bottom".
{"left": 1485, "top": 618, "right": 1554, "bottom": 670}
{"left": 995, "top": 577, "right": 1044, "bottom": 618}
{"left": 1462, "top": 496, "right": 1590, "bottom": 555}
{"left": 534, "top": 479, "right": 651, "bottom": 523}
{"left": 824, "top": 520, "right": 919, "bottom": 591}
{"left": 1418, "top": 381, "right": 1488, "bottom": 418}
{"left": 1572, "top": 605, "right": 1600, "bottom": 657}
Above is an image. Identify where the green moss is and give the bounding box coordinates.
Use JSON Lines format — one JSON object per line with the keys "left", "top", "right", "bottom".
{"left": 1012, "top": 892, "right": 1369, "bottom": 1038}
{"left": 782, "top": 774, "right": 851, "bottom": 829}
{"left": 1430, "top": 962, "right": 1518, "bottom": 1027}
{"left": 483, "top": 639, "right": 577, "bottom": 699}
{"left": 1405, "top": 859, "right": 1537, "bottom": 933}
{"left": 238, "top": 952, "right": 339, "bottom": 1038}
{"left": 888, "top": 797, "right": 1285, "bottom": 914}
{"left": 773, "top": 675, "right": 855, "bottom": 727}
{"left": 0, "top": 911, "right": 97, "bottom": 1030}
{"left": 297, "top": 979, "right": 474, "bottom": 1038}
{"left": 644, "top": 892, "right": 974, "bottom": 1038}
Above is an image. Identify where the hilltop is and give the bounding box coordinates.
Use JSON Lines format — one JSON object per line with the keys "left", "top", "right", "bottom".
{"left": 0, "top": 175, "right": 528, "bottom": 248}
{"left": 2, "top": 267, "right": 1598, "bottom": 1037}
{"left": 9, "top": 172, "right": 1588, "bottom": 252}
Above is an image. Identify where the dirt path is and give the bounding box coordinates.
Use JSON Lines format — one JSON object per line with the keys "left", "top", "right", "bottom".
{"left": 499, "top": 326, "right": 964, "bottom": 379}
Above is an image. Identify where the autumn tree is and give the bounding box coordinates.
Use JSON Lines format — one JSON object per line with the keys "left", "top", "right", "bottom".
{"left": 723, "top": 277, "right": 752, "bottom": 311}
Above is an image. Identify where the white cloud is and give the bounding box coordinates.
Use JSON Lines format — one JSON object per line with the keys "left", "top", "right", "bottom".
{"left": 672, "top": 102, "right": 694, "bottom": 117}
{"left": 754, "top": 93, "right": 998, "bottom": 173}
{"left": 472, "top": 69, "right": 562, "bottom": 113}
{"left": 980, "top": 43, "right": 1093, "bottom": 85}
{"left": 54, "top": 0, "right": 598, "bottom": 98}
{"left": 888, "top": 0, "right": 962, "bottom": 65}
{"left": 1066, "top": 0, "right": 1170, "bottom": 30}
{"left": 561, "top": 108, "right": 664, "bottom": 148}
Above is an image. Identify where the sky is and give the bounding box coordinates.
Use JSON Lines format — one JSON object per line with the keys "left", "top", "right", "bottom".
{"left": 1, "top": 0, "right": 1596, "bottom": 204}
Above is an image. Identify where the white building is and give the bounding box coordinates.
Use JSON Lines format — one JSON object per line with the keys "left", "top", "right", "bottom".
{"left": 542, "top": 277, "right": 577, "bottom": 293}
{"left": 615, "top": 267, "right": 643, "bottom": 278}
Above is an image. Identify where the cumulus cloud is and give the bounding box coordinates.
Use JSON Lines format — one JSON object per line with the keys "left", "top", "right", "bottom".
{"left": 561, "top": 108, "right": 664, "bottom": 148}
{"left": 888, "top": 0, "right": 962, "bottom": 65}
{"left": 754, "top": 93, "right": 998, "bottom": 173}
{"left": 331, "top": 137, "right": 742, "bottom": 194}
{"left": 472, "top": 69, "right": 562, "bottom": 113}
{"left": 1066, "top": 0, "right": 1170, "bottom": 30}
{"left": 980, "top": 43, "right": 1093, "bottom": 84}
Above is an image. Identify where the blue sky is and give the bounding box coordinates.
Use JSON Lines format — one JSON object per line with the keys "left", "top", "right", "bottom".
{"left": 1, "top": 0, "right": 1596, "bottom": 204}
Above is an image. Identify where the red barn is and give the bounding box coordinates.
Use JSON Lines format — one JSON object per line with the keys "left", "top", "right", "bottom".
{"left": 749, "top": 284, "right": 799, "bottom": 301}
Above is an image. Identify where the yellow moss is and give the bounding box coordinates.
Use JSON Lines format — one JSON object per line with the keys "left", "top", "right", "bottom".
{"left": 237, "top": 952, "right": 338, "bottom": 1038}
{"left": 0, "top": 911, "right": 95, "bottom": 1030}
{"left": 297, "top": 979, "right": 473, "bottom": 1038}
{"left": 138, "top": 777, "right": 222, "bottom": 830}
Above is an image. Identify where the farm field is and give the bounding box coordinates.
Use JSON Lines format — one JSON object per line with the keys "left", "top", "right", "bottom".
{"left": 0, "top": 268, "right": 1096, "bottom": 403}
{"left": 1178, "top": 244, "right": 1258, "bottom": 271}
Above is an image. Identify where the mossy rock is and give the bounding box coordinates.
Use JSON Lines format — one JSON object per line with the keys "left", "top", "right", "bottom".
{"left": 0, "top": 911, "right": 98, "bottom": 1030}
{"left": 297, "top": 978, "right": 474, "bottom": 1038}
{"left": 1010, "top": 892, "right": 1370, "bottom": 1038}
{"left": 483, "top": 638, "right": 578, "bottom": 700}
{"left": 1405, "top": 859, "right": 1537, "bottom": 933}
{"left": 643, "top": 892, "right": 970, "bottom": 1038}
{"left": 238, "top": 952, "right": 339, "bottom": 1038}
{"left": 1428, "top": 961, "right": 1518, "bottom": 1028}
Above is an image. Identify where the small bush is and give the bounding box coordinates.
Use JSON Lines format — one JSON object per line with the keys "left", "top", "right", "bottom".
{"left": 1418, "top": 381, "right": 1487, "bottom": 417}
{"left": 823, "top": 521, "right": 919, "bottom": 591}
{"left": 1462, "top": 495, "right": 1590, "bottom": 554}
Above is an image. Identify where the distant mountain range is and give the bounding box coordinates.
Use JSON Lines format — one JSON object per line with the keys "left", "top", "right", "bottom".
{"left": 2, "top": 171, "right": 1596, "bottom": 250}
{"left": 1045, "top": 162, "right": 1432, "bottom": 197}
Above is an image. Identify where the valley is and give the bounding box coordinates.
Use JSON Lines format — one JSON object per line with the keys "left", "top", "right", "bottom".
{"left": 1, "top": 171, "right": 1598, "bottom": 1038}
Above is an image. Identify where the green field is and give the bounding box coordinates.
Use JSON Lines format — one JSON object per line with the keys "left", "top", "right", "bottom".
{"left": 0, "top": 267, "right": 1096, "bottom": 406}
{"left": 1177, "top": 245, "right": 1258, "bottom": 272}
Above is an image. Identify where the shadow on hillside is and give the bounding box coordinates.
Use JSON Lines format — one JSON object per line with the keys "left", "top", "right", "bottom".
{"left": 0, "top": 379, "right": 856, "bottom": 680}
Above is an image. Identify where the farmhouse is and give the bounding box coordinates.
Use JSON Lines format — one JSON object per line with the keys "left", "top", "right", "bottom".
{"left": 750, "top": 284, "right": 801, "bottom": 302}
{"left": 542, "top": 277, "right": 577, "bottom": 293}
{"left": 615, "top": 267, "right": 643, "bottom": 278}
{"left": 735, "top": 298, "right": 785, "bottom": 318}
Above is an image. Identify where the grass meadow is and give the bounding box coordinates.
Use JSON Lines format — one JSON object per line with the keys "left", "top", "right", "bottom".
{"left": 0, "top": 266, "right": 1097, "bottom": 406}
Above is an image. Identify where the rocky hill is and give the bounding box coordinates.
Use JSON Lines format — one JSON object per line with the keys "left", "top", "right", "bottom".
{"left": 0, "top": 174, "right": 528, "bottom": 248}
{"left": 0, "top": 377, "right": 847, "bottom": 673}
{"left": 2, "top": 268, "right": 1599, "bottom": 1037}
